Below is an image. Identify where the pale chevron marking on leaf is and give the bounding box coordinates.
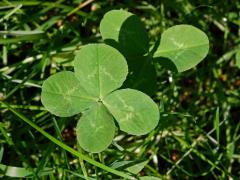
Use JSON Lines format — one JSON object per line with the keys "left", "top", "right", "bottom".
{"left": 114, "top": 96, "right": 135, "bottom": 124}
{"left": 86, "top": 68, "right": 97, "bottom": 80}
{"left": 100, "top": 66, "right": 118, "bottom": 85}
{"left": 170, "top": 37, "right": 184, "bottom": 49}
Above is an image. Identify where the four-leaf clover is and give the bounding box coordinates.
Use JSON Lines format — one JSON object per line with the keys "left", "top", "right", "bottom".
{"left": 41, "top": 44, "right": 160, "bottom": 153}
{"left": 41, "top": 9, "right": 209, "bottom": 153}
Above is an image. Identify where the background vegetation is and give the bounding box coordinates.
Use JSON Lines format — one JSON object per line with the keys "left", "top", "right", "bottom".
{"left": 0, "top": 0, "right": 240, "bottom": 179}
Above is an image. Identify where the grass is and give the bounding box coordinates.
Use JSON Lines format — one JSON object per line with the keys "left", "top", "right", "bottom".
{"left": 0, "top": 0, "right": 240, "bottom": 179}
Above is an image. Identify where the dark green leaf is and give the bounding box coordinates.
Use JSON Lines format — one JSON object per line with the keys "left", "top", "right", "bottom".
{"left": 100, "top": 10, "right": 149, "bottom": 57}
{"left": 123, "top": 56, "right": 157, "bottom": 95}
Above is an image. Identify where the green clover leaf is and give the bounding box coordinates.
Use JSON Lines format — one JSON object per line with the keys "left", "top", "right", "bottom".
{"left": 76, "top": 103, "right": 115, "bottom": 153}
{"left": 103, "top": 89, "right": 159, "bottom": 135}
{"left": 100, "top": 10, "right": 157, "bottom": 96}
{"left": 100, "top": 10, "right": 209, "bottom": 96}
{"left": 100, "top": 9, "right": 149, "bottom": 57}
{"left": 154, "top": 24, "right": 209, "bottom": 72}
{"left": 41, "top": 44, "right": 160, "bottom": 153}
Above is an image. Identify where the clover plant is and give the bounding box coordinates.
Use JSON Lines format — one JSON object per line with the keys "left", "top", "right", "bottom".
{"left": 100, "top": 10, "right": 209, "bottom": 94}
{"left": 41, "top": 9, "right": 209, "bottom": 153}
{"left": 41, "top": 44, "right": 159, "bottom": 153}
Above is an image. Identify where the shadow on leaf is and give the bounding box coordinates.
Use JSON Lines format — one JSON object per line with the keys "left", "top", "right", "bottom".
{"left": 123, "top": 56, "right": 157, "bottom": 96}
{"left": 102, "top": 13, "right": 156, "bottom": 95}
{"left": 154, "top": 57, "right": 178, "bottom": 73}
{"left": 103, "top": 14, "right": 149, "bottom": 57}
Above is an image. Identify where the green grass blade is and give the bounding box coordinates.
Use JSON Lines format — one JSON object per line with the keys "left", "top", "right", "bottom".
{"left": 0, "top": 4, "right": 22, "bottom": 23}
{"left": 0, "top": 147, "right": 4, "bottom": 163}
{"left": 214, "top": 107, "right": 220, "bottom": 145}
{"left": 0, "top": 101, "right": 134, "bottom": 180}
{"left": 0, "top": 30, "right": 44, "bottom": 36}
{"left": 0, "top": 164, "right": 53, "bottom": 178}
{"left": 51, "top": 117, "right": 70, "bottom": 169}
{"left": 0, "top": 34, "right": 46, "bottom": 44}
{"left": 0, "top": 123, "right": 14, "bottom": 146}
